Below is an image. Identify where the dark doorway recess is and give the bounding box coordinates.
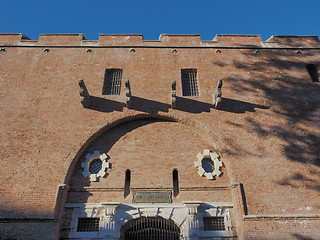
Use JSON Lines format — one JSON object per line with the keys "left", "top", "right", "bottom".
{"left": 120, "top": 216, "right": 180, "bottom": 240}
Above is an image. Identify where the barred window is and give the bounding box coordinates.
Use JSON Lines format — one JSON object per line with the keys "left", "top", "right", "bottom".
{"left": 77, "top": 217, "right": 100, "bottom": 232}
{"left": 89, "top": 159, "right": 102, "bottom": 174}
{"left": 203, "top": 217, "right": 225, "bottom": 231}
{"left": 181, "top": 69, "right": 199, "bottom": 96}
{"left": 201, "top": 158, "right": 214, "bottom": 173}
{"left": 103, "top": 69, "right": 123, "bottom": 95}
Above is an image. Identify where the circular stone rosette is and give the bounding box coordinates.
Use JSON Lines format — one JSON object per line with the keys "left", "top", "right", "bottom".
{"left": 81, "top": 151, "right": 110, "bottom": 182}
{"left": 194, "top": 149, "right": 222, "bottom": 180}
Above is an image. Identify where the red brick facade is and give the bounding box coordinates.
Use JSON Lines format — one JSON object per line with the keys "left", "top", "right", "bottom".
{"left": 0, "top": 33, "right": 319, "bottom": 239}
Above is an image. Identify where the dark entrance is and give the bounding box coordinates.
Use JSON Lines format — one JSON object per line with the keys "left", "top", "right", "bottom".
{"left": 120, "top": 216, "right": 180, "bottom": 240}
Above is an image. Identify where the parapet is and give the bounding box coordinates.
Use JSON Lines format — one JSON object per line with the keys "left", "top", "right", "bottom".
{"left": 99, "top": 34, "right": 143, "bottom": 45}
{"left": 211, "top": 34, "right": 262, "bottom": 47}
{"left": 38, "top": 34, "right": 86, "bottom": 45}
{"left": 264, "top": 35, "right": 320, "bottom": 48}
{"left": 159, "top": 34, "right": 201, "bottom": 44}
{"left": 0, "top": 33, "right": 30, "bottom": 44}
{"left": 0, "top": 33, "right": 319, "bottom": 48}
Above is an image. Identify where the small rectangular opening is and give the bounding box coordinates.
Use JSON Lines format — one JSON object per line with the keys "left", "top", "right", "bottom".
{"left": 103, "top": 69, "right": 123, "bottom": 95}
{"left": 203, "top": 217, "right": 225, "bottom": 231}
{"left": 173, "top": 169, "right": 179, "bottom": 197}
{"left": 77, "top": 217, "right": 100, "bottom": 232}
{"left": 306, "top": 64, "right": 319, "bottom": 82}
{"left": 124, "top": 169, "right": 131, "bottom": 198}
{"left": 181, "top": 69, "right": 199, "bottom": 96}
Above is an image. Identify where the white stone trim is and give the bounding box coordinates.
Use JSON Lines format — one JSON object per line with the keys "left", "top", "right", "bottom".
{"left": 66, "top": 202, "right": 235, "bottom": 240}
{"left": 81, "top": 151, "right": 110, "bottom": 182}
{"left": 194, "top": 149, "right": 222, "bottom": 180}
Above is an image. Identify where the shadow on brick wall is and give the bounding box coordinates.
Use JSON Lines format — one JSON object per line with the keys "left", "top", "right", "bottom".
{"left": 292, "top": 233, "right": 316, "bottom": 240}
{"left": 223, "top": 49, "right": 320, "bottom": 200}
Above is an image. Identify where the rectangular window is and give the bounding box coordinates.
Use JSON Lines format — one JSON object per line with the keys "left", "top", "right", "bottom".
{"left": 103, "top": 69, "right": 123, "bottom": 95}
{"left": 124, "top": 169, "right": 131, "bottom": 198}
{"left": 203, "top": 217, "right": 225, "bottom": 231}
{"left": 77, "top": 217, "right": 100, "bottom": 232}
{"left": 181, "top": 69, "right": 199, "bottom": 96}
{"left": 306, "top": 64, "right": 319, "bottom": 82}
{"left": 173, "top": 169, "right": 179, "bottom": 197}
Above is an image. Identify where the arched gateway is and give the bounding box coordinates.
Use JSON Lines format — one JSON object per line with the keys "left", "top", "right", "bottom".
{"left": 120, "top": 216, "right": 180, "bottom": 240}
{"left": 59, "top": 118, "right": 237, "bottom": 239}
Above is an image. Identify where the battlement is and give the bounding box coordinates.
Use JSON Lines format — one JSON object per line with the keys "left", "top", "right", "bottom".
{"left": 0, "top": 33, "right": 319, "bottom": 48}
{"left": 212, "top": 34, "right": 262, "bottom": 47}
{"left": 38, "top": 34, "right": 86, "bottom": 45}
{"left": 265, "top": 35, "right": 320, "bottom": 47}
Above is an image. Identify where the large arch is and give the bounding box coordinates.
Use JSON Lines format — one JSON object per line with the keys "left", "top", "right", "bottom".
{"left": 54, "top": 113, "right": 237, "bottom": 240}
{"left": 62, "top": 112, "right": 223, "bottom": 186}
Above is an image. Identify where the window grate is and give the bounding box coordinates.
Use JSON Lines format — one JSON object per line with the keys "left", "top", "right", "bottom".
{"left": 202, "top": 158, "right": 215, "bottom": 173}
{"left": 203, "top": 217, "right": 225, "bottom": 231}
{"left": 89, "top": 159, "right": 102, "bottom": 174}
{"left": 121, "top": 217, "right": 180, "bottom": 240}
{"left": 77, "top": 217, "right": 100, "bottom": 232}
{"left": 103, "top": 69, "right": 123, "bottom": 95}
{"left": 181, "top": 69, "right": 199, "bottom": 96}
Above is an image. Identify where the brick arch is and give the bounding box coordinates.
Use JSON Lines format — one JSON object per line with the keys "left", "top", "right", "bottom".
{"left": 62, "top": 112, "right": 221, "bottom": 186}
{"left": 54, "top": 112, "right": 224, "bottom": 238}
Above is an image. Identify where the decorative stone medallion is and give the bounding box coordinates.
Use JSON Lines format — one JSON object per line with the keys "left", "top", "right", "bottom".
{"left": 194, "top": 149, "right": 222, "bottom": 180}
{"left": 81, "top": 151, "right": 110, "bottom": 182}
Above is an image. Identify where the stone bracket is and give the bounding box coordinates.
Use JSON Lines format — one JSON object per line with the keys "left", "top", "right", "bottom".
{"left": 78, "top": 79, "right": 90, "bottom": 108}
{"left": 171, "top": 80, "right": 176, "bottom": 108}
{"left": 213, "top": 80, "right": 222, "bottom": 109}
{"left": 125, "top": 79, "right": 132, "bottom": 108}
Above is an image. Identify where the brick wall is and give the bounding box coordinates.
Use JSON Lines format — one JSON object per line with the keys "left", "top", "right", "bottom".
{"left": 0, "top": 33, "right": 319, "bottom": 239}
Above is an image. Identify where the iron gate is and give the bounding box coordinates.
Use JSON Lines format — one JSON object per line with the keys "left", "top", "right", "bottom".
{"left": 120, "top": 216, "right": 180, "bottom": 240}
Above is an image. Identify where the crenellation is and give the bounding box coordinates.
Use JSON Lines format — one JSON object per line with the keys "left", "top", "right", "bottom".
{"left": 265, "top": 35, "right": 320, "bottom": 47}
{"left": 0, "top": 33, "right": 30, "bottom": 44}
{"left": 159, "top": 34, "right": 201, "bottom": 44}
{"left": 38, "top": 33, "right": 86, "bottom": 45}
{"left": 0, "top": 33, "right": 320, "bottom": 48}
{"left": 99, "top": 34, "right": 144, "bottom": 45}
{"left": 212, "top": 34, "right": 262, "bottom": 47}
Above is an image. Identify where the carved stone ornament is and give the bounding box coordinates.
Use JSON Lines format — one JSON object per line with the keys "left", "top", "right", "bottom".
{"left": 81, "top": 151, "right": 110, "bottom": 182}
{"left": 194, "top": 149, "right": 222, "bottom": 180}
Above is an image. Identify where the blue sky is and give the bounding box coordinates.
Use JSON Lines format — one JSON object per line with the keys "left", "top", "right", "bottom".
{"left": 1, "top": 0, "right": 319, "bottom": 41}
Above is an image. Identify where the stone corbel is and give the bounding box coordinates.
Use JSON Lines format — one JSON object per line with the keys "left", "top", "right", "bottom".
{"left": 171, "top": 80, "right": 176, "bottom": 108}
{"left": 183, "top": 202, "right": 201, "bottom": 239}
{"left": 101, "top": 203, "right": 120, "bottom": 237}
{"left": 101, "top": 202, "right": 120, "bottom": 217}
{"left": 184, "top": 202, "right": 201, "bottom": 218}
{"left": 125, "top": 79, "right": 131, "bottom": 108}
{"left": 78, "top": 79, "right": 90, "bottom": 108}
{"left": 213, "top": 79, "right": 222, "bottom": 109}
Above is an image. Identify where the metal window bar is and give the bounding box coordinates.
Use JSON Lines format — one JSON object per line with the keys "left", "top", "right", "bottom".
{"left": 123, "top": 217, "right": 180, "bottom": 240}
{"left": 89, "top": 159, "right": 102, "bottom": 174}
{"left": 203, "top": 217, "right": 226, "bottom": 231}
{"left": 202, "top": 158, "right": 214, "bottom": 173}
{"left": 76, "top": 217, "right": 100, "bottom": 232}
{"left": 103, "top": 69, "right": 123, "bottom": 95}
{"left": 181, "top": 69, "right": 199, "bottom": 96}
